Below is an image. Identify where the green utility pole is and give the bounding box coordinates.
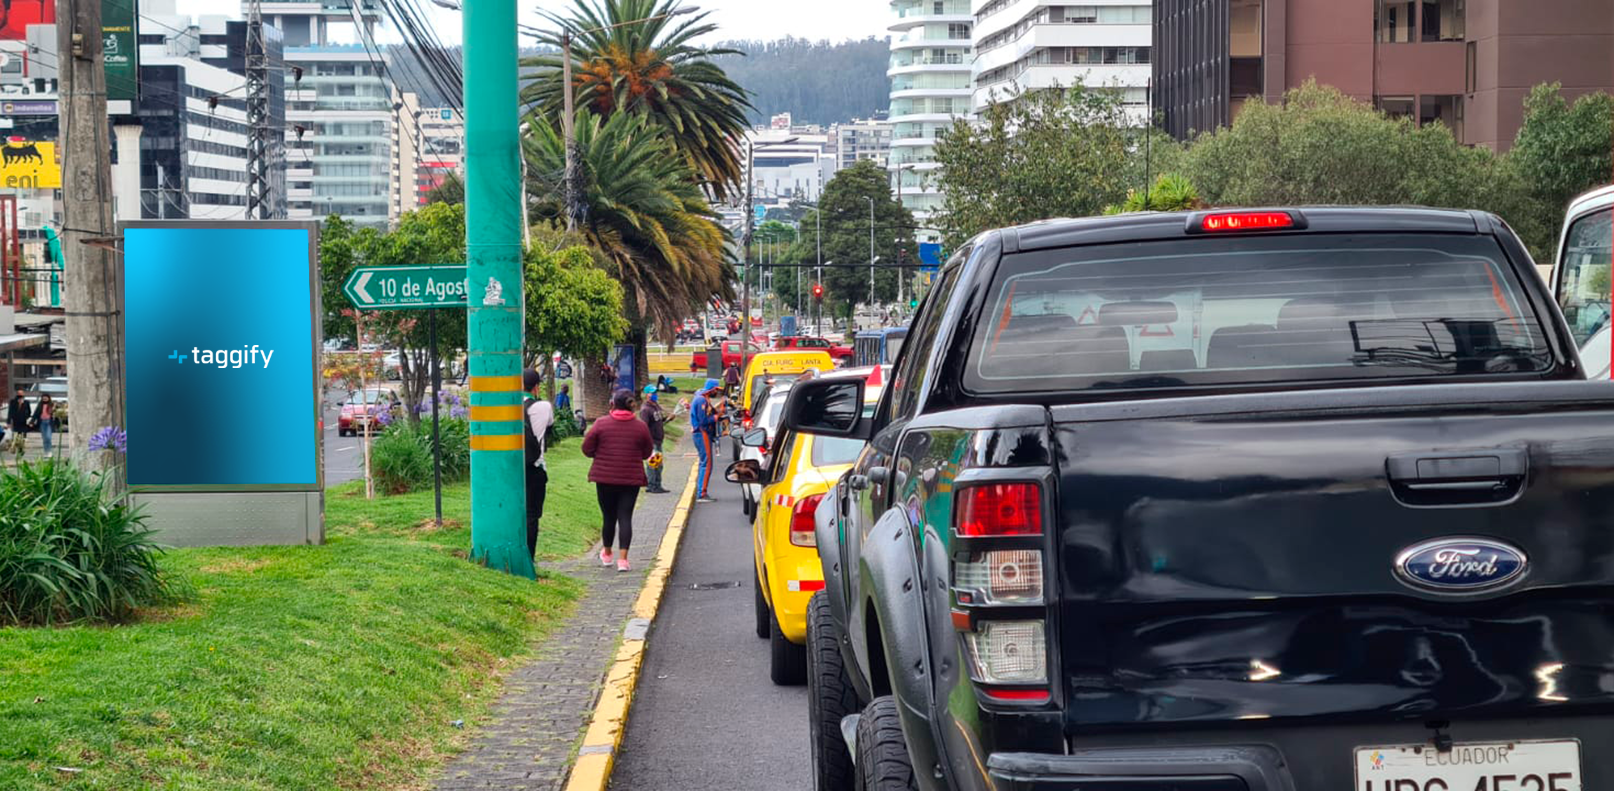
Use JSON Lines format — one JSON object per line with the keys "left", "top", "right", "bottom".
{"left": 464, "top": 0, "right": 532, "bottom": 579}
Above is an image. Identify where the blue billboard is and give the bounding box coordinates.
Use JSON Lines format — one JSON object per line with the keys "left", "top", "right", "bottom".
{"left": 122, "top": 223, "right": 321, "bottom": 489}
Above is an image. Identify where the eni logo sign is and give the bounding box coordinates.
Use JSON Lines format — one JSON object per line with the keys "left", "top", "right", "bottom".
{"left": 0, "top": 137, "right": 59, "bottom": 189}
{"left": 1395, "top": 538, "right": 1527, "bottom": 593}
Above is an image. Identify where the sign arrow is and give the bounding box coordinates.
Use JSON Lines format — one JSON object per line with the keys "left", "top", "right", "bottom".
{"left": 353, "top": 270, "right": 374, "bottom": 304}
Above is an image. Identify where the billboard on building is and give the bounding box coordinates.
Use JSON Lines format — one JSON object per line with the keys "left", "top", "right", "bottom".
{"left": 122, "top": 222, "right": 321, "bottom": 490}
{"left": 0, "top": 0, "right": 53, "bottom": 41}
{"left": 102, "top": 0, "right": 137, "bottom": 102}
{"left": 0, "top": 137, "right": 57, "bottom": 188}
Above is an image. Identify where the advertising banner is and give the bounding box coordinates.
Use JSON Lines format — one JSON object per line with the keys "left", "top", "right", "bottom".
{"left": 102, "top": 0, "right": 137, "bottom": 102}
{"left": 123, "top": 223, "right": 321, "bottom": 490}
{"left": 0, "top": 0, "right": 53, "bottom": 41}
{"left": 0, "top": 137, "right": 58, "bottom": 188}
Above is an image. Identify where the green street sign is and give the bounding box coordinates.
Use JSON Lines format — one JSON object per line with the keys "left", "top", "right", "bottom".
{"left": 103, "top": 0, "right": 138, "bottom": 103}
{"left": 343, "top": 265, "right": 468, "bottom": 310}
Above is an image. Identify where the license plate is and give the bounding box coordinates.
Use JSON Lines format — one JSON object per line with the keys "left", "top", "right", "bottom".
{"left": 1355, "top": 740, "right": 1580, "bottom": 791}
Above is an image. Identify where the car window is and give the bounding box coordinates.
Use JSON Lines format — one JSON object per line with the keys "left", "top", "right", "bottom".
{"left": 769, "top": 432, "right": 799, "bottom": 484}
{"left": 1558, "top": 207, "right": 1613, "bottom": 349}
{"left": 812, "top": 434, "right": 867, "bottom": 466}
{"left": 884, "top": 257, "right": 964, "bottom": 425}
{"left": 967, "top": 234, "right": 1553, "bottom": 394}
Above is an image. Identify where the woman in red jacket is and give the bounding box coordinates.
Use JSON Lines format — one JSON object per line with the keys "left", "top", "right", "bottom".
{"left": 582, "top": 388, "right": 654, "bottom": 571}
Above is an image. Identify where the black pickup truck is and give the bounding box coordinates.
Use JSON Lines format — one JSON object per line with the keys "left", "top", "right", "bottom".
{"left": 781, "top": 208, "right": 1614, "bottom": 791}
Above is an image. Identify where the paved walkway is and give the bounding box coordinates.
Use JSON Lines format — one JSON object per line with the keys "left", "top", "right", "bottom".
{"left": 433, "top": 432, "right": 701, "bottom": 791}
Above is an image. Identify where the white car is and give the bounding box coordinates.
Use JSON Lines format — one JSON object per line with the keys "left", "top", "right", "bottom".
{"left": 1550, "top": 183, "right": 1614, "bottom": 378}
{"left": 737, "top": 380, "right": 793, "bottom": 519}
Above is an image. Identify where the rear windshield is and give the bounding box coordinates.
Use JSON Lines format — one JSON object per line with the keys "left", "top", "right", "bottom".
{"left": 967, "top": 233, "right": 1553, "bottom": 394}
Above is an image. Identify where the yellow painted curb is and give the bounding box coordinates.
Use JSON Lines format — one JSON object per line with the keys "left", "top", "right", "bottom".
{"left": 561, "top": 462, "right": 700, "bottom": 791}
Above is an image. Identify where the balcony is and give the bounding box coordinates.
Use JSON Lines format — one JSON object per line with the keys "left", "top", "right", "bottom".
{"left": 889, "top": 0, "right": 972, "bottom": 32}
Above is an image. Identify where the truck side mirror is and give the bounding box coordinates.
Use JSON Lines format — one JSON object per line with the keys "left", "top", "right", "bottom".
{"left": 782, "top": 377, "right": 869, "bottom": 440}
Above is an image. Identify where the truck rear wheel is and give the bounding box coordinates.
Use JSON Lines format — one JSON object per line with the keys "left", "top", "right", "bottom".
{"left": 770, "top": 609, "right": 807, "bottom": 685}
{"left": 855, "top": 697, "right": 915, "bottom": 791}
{"left": 808, "top": 592, "right": 858, "bottom": 791}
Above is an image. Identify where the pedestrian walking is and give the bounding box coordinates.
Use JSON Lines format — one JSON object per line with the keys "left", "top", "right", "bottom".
{"left": 6, "top": 387, "right": 29, "bottom": 456}
{"left": 522, "top": 369, "right": 555, "bottom": 561}
{"left": 639, "top": 385, "right": 670, "bottom": 494}
{"left": 582, "top": 388, "right": 654, "bottom": 571}
{"left": 691, "top": 378, "right": 720, "bottom": 502}
{"left": 723, "top": 361, "right": 742, "bottom": 399}
{"left": 31, "top": 394, "right": 55, "bottom": 455}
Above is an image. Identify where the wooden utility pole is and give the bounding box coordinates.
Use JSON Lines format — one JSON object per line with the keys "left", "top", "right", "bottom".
{"left": 58, "top": 0, "right": 124, "bottom": 468}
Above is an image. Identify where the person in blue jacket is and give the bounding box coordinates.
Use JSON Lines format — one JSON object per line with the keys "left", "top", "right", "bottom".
{"left": 691, "top": 378, "right": 721, "bottom": 502}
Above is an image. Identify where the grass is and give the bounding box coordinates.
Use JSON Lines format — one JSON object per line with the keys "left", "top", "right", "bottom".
{"left": 0, "top": 438, "right": 610, "bottom": 790}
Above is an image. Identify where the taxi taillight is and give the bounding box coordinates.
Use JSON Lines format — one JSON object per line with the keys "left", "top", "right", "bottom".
{"left": 790, "top": 494, "right": 823, "bottom": 547}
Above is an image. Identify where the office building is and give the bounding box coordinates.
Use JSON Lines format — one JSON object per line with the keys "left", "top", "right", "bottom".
{"left": 888, "top": 0, "right": 974, "bottom": 226}
{"left": 835, "top": 118, "right": 894, "bottom": 171}
{"left": 1153, "top": 0, "right": 1614, "bottom": 148}
{"left": 407, "top": 103, "right": 464, "bottom": 208}
{"left": 747, "top": 129, "right": 834, "bottom": 204}
{"left": 972, "top": 0, "right": 1153, "bottom": 120}
{"left": 267, "top": 0, "right": 398, "bottom": 225}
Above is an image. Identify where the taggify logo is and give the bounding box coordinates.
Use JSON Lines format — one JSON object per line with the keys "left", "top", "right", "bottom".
{"left": 169, "top": 346, "right": 276, "bottom": 369}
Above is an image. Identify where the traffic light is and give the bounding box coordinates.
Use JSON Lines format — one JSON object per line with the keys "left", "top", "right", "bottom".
{"left": 909, "top": 298, "right": 918, "bottom": 310}
{"left": 812, "top": 282, "right": 824, "bottom": 300}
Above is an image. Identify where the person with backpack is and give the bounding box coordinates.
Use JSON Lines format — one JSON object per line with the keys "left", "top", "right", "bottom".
{"left": 582, "top": 388, "right": 654, "bottom": 571}
{"left": 522, "top": 369, "right": 555, "bottom": 561}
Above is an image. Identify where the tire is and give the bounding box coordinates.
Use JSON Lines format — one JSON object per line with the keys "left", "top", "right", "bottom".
{"left": 770, "top": 609, "right": 807, "bottom": 686}
{"left": 855, "top": 697, "right": 916, "bottom": 791}
{"left": 808, "top": 592, "right": 858, "bottom": 791}
{"left": 753, "top": 565, "right": 770, "bottom": 639}
{"left": 743, "top": 490, "right": 755, "bottom": 519}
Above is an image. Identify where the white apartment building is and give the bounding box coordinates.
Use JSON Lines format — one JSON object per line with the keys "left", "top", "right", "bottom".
{"left": 888, "top": 0, "right": 974, "bottom": 228}
{"left": 413, "top": 105, "right": 465, "bottom": 207}
{"left": 265, "top": 1, "right": 398, "bottom": 227}
{"left": 835, "top": 118, "right": 894, "bottom": 171}
{"left": 971, "top": 1, "right": 1153, "bottom": 120}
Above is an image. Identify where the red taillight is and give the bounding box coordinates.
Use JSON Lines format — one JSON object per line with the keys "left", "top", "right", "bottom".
{"left": 790, "top": 493, "right": 824, "bottom": 547}
{"left": 1200, "top": 211, "right": 1294, "bottom": 232}
{"left": 980, "top": 687, "right": 1050, "bottom": 703}
{"left": 955, "top": 483, "right": 1041, "bottom": 537}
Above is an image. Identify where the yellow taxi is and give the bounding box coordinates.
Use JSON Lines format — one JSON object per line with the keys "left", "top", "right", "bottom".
{"left": 739, "top": 349, "right": 834, "bottom": 420}
{"left": 748, "top": 365, "right": 884, "bottom": 685}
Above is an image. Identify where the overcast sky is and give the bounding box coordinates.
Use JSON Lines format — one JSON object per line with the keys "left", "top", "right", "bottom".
{"left": 174, "top": 1, "right": 892, "bottom": 45}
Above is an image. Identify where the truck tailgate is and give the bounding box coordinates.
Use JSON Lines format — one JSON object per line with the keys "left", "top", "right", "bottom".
{"left": 1050, "top": 381, "right": 1614, "bottom": 729}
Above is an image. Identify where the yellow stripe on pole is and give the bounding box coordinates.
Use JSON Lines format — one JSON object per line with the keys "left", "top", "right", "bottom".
{"left": 471, "top": 375, "right": 522, "bottom": 392}
{"left": 470, "top": 434, "right": 523, "bottom": 452}
{"left": 470, "top": 404, "right": 524, "bottom": 421}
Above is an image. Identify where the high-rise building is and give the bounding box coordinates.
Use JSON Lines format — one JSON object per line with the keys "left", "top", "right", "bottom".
{"left": 888, "top": 0, "right": 975, "bottom": 231}
{"left": 407, "top": 104, "right": 465, "bottom": 208}
{"left": 971, "top": 1, "right": 1153, "bottom": 119}
{"left": 1153, "top": 0, "right": 1614, "bottom": 148}
{"left": 835, "top": 118, "right": 894, "bottom": 171}
{"left": 747, "top": 129, "right": 834, "bottom": 204}
{"left": 266, "top": 0, "right": 398, "bottom": 226}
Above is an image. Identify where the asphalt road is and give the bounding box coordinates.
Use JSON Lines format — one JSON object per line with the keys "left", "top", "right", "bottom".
{"left": 611, "top": 466, "right": 812, "bottom": 790}
{"left": 322, "top": 392, "right": 369, "bottom": 487}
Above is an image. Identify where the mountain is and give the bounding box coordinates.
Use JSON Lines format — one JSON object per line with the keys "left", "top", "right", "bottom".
{"left": 712, "top": 37, "right": 892, "bottom": 126}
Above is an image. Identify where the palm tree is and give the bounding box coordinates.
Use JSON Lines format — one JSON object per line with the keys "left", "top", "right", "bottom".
{"left": 524, "top": 109, "right": 733, "bottom": 406}
{"left": 521, "top": 0, "right": 753, "bottom": 201}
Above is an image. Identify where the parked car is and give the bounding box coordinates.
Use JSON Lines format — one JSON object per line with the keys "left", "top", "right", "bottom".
{"left": 1550, "top": 183, "right": 1613, "bottom": 378}
{"left": 774, "top": 335, "right": 854, "bottom": 362}
{"left": 337, "top": 387, "right": 396, "bottom": 436}
{"left": 784, "top": 207, "right": 1614, "bottom": 791}
{"left": 731, "top": 367, "right": 884, "bottom": 684}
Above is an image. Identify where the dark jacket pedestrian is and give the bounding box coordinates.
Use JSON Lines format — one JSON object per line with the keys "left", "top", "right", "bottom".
{"left": 522, "top": 369, "right": 554, "bottom": 561}
{"left": 639, "top": 386, "right": 670, "bottom": 494}
{"left": 7, "top": 389, "right": 29, "bottom": 433}
{"left": 583, "top": 389, "right": 654, "bottom": 571}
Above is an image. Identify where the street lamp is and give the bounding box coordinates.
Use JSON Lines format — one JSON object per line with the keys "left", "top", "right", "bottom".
{"left": 522, "top": 6, "right": 700, "bottom": 231}
{"left": 740, "top": 136, "right": 798, "bottom": 380}
{"left": 865, "top": 196, "right": 876, "bottom": 310}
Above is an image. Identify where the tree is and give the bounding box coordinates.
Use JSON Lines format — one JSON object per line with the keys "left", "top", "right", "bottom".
{"left": 425, "top": 173, "right": 464, "bottom": 205}
{"left": 524, "top": 235, "right": 629, "bottom": 370}
{"left": 1103, "top": 173, "right": 1205, "bottom": 214}
{"left": 711, "top": 37, "right": 890, "bottom": 126}
{"left": 1181, "top": 81, "right": 1511, "bottom": 216}
{"left": 520, "top": 0, "right": 753, "bottom": 200}
{"left": 932, "top": 83, "right": 1136, "bottom": 249}
{"left": 1504, "top": 83, "right": 1614, "bottom": 258}
{"left": 810, "top": 160, "right": 917, "bottom": 324}
{"left": 318, "top": 205, "right": 469, "bottom": 420}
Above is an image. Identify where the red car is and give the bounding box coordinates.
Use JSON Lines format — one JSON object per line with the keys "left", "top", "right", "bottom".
{"left": 688, "top": 340, "right": 763, "bottom": 373}
{"left": 773, "top": 336, "right": 853, "bottom": 362}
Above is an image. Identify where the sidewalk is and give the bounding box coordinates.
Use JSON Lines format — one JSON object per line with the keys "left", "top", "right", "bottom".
{"left": 432, "top": 432, "right": 699, "bottom": 791}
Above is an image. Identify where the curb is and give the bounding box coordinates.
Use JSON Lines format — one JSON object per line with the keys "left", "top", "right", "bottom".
{"left": 562, "top": 461, "right": 699, "bottom": 791}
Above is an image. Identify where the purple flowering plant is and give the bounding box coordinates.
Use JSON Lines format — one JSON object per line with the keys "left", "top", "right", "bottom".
{"left": 88, "top": 426, "right": 128, "bottom": 454}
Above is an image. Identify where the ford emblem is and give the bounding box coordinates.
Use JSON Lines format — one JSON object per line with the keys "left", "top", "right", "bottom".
{"left": 1395, "top": 538, "right": 1527, "bottom": 593}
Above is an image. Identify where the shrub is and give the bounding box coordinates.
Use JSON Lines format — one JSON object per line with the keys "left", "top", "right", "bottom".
{"left": 431, "top": 417, "right": 470, "bottom": 481}
{"left": 371, "top": 423, "right": 433, "bottom": 495}
{"left": 0, "top": 460, "right": 173, "bottom": 625}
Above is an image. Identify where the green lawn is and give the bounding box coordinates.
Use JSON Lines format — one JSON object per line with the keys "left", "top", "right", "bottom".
{"left": 0, "top": 439, "right": 606, "bottom": 790}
